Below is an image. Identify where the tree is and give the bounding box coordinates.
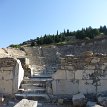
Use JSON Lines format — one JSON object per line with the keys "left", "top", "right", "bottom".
{"left": 31, "top": 41, "right": 35, "bottom": 46}
{"left": 34, "top": 25, "right": 107, "bottom": 46}
{"left": 57, "top": 30, "right": 59, "bottom": 36}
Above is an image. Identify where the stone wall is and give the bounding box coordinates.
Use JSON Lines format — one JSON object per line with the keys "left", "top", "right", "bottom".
{"left": 57, "top": 37, "right": 107, "bottom": 56}
{"left": 22, "top": 37, "right": 107, "bottom": 75}
{"left": 14, "top": 59, "right": 24, "bottom": 92}
{"left": 52, "top": 52, "right": 107, "bottom": 96}
{"left": 4, "top": 47, "right": 26, "bottom": 58}
{"left": 23, "top": 46, "right": 59, "bottom": 75}
{"left": 0, "top": 58, "right": 24, "bottom": 95}
{"left": 23, "top": 46, "right": 58, "bottom": 66}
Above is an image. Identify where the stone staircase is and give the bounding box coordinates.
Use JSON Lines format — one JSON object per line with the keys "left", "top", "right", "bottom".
{"left": 14, "top": 46, "right": 57, "bottom": 101}
{"left": 23, "top": 47, "right": 45, "bottom": 65}
{"left": 15, "top": 75, "right": 52, "bottom": 101}
{"left": 30, "top": 64, "right": 57, "bottom": 78}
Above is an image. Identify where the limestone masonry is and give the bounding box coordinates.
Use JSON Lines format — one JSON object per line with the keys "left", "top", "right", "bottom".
{"left": 52, "top": 52, "right": 107, "bottom": 96}
{"left": 1, "top": 37, "right": 107, "bottom": 106}
{"left": 0, "top": 57, "right": 24, "bottom": 95}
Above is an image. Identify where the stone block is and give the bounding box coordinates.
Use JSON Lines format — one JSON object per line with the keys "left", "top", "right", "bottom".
{"left": 60, "top": 58, "right": 66, "bottom": 64}
{"left": 64, "top": 65, "right": 74, "bottom": 70}
{"left": 97, "top": 80, "right": 107, "bottom": 93}
{"left": 100, "top": 70, "right": 107, "bottom": 79}
{"left": 0, "top": 67, "right": 13, "bottom": 71}
{"left": 91, "top": 105, "right": 103, "bottom": 107}
{"left": 75, "top": 70, "right": 84, "bottom": 79}
{"left": 72, "top": 93, "right": 87, "bottom": 107}
{"left": 52, "top": 80, "right": 79, "bottom": 95}
{"left": 79, "top": 80, "right": 96, "bottom": 94}
{"left": 14, "top": 99, "right": 38, "bottom": 107}
{"left": 100, "top": 65, "right": 106, "bottom": 70}
{"left": 66, "top": 70, "right": 74, "bottom": 79}
{"left": 91, "top": 57, "right": 100, "bottom": 63}
{"left": 98, "top": 96, "right": 107, "bottom": 107}
{"left": 86, "top": 101, "right": 97, "bottom": 107}
{"left": 60, "top": 66, "right": 65, "bottom": 69}
{"left": 82, "top": 51, "right": 93, "bottom": 57}
{"left": 52, "top": 70, "right": 66, "bottom": 79}
{"left": 103, "top": 63, "right": 107, "bottom": 66}
{"left": 0, "top": 71, "right": 13, "bottom": 79}
{"left": 82, "top": 70, "right": 94, "bottom": 79}
{"left": 85, "top": 65, "right": 95, "bottom": 70}
{"left": 57, "top": 99, "right": 63, "bottom": 104}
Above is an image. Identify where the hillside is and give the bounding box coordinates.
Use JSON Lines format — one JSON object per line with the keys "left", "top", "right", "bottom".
{"left": 8, "top": 25, "right": 107, "bottom": 48}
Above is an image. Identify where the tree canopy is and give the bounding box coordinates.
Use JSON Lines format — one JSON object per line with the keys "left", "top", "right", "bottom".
{"left": 10, "top": 25, "right": 107, "bottom": 47}
{"left": 35, "top": 26, "right": 106, "bottom": 45}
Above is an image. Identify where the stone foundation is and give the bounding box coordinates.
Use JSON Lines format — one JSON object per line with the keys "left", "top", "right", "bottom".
{"left": 0, "top": 57, "right": 24, "bottom": 95}
{"left": 52, "top": 52, "right": 107, "bottom": 96}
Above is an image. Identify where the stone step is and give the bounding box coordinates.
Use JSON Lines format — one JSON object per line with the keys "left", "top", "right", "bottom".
{"left": 23, "top": 78, "right": 52, "bottom": 82}
{"left": 32, "top": 74, "right": 52, "bottom": 78}
{"left": 19, "top": 88, "right": 46, "bottom": 92}
{"left": 33, "top": 71, "right": 54, "bottom": 74}
{"left": 15, "top": 93, "right": 49, "bottom": 99}
{"left": 23, "top": 91, "right": 46, "bottom": 94}
{"left": 18, "top": 90, "right": 46, "bottom": 94}
{"left": 20, "top": 87, "right": 45, "bottom": 90}
{"left": 21, "top": 84, "right": 46, "bottom": 89}
{"left": 23, "top": 81, "right": 46, "bottom": 84}
{"left": 21, "top": 83, "right": 46, "bottom": 87}
{"left": 33, "top": 72, "right": 44, "bottom": 75}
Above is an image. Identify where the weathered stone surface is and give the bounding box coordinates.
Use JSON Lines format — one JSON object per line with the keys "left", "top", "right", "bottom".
{"left": 86, "top": 101, "right": 97, "bottom": 107}
{"left": 57, "top": 99, "right": 63, "bottom": 104}
{"left": 91, "top": 105, "right": 103, "bottom": 107}
{"left": 82, "top": 51, "right": 93, "bottom": 57}
{"left": 72, "top": 93, "right": 86, "bottom": 107}
{"left": 52, "top": 80, "right": 79, "bottom": 95}
{"left": 97, "top": 80, "right": 107, "bottom": 93}
{"left": 98, "top": 96, "right": 107, "bottom": 107}
{"left": 52, "top": 52, "right": 107, "bottom": 96}
{"left": 75, "top": 70, "right": 83, "bottom": 79}
{"left": 82, "top": 70, "right": 94, "bottom": 79}
{"left": 79, "top": 80, "right": 96, "bottom": 94}
{"left": 86, "top": 101, "right": 103, "bottom": 107}
{"left": 14, "top": 99, "right": 38, "bottom": 107}
{"left": 0, "top": 97, "right": 4, "bottom": 104}
{"left": 64, "top": 65, "right": 74, "bottom": 70}
{"left": 66, "top": 70, "right": 74, "bottom": 79}
{"left": 52, "top": 70, "right": 66, "bottom": 79}
{"left": 0, "top": 58, "right": 24, "bottom": 95}
{"left": 84, "top": 65, "right": 95, "bottom": 70}
{"left": 91, "top": 57, "right": 100, "bottom": 63}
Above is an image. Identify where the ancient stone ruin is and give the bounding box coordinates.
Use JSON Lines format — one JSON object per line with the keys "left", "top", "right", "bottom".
{"left": 0, "top": 57, "right": 24, "bottom": 96}
{"left": 1, "top": 37, "right": 107, "bottom": 106}
{"left": 52, "top": 51, "right": 107, "bottom": 96}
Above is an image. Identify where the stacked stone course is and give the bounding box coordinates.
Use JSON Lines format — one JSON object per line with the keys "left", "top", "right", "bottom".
{"left": 0, "top": 58, "right": 24, "bottom": 95}
{"left": 52, "top": 52, "right": 107, "bottom": 96}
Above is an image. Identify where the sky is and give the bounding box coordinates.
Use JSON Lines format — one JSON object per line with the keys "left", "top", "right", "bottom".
{"left": 0, "top": 0, "right": 107, "bottom": 47}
